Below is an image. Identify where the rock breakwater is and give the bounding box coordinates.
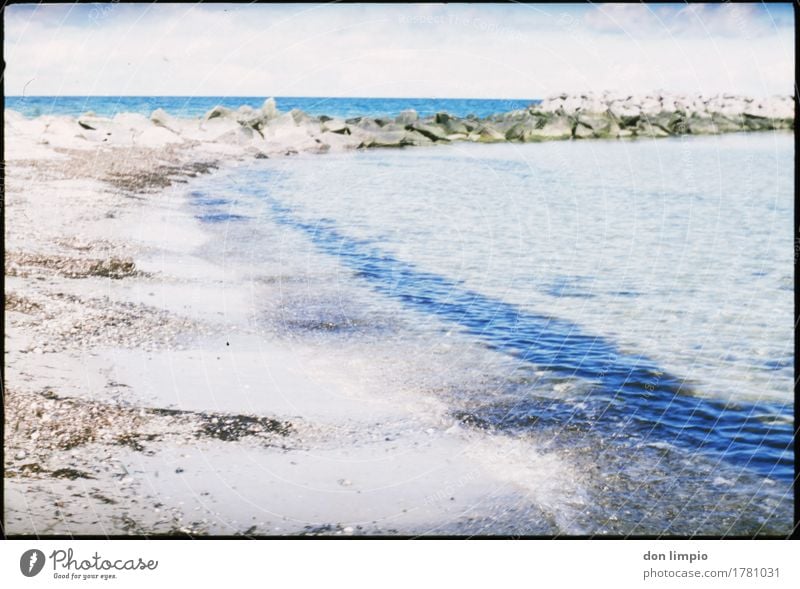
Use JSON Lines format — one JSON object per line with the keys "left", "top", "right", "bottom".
{"left": 6, "top": 92, "right": 794, "bottom": 159}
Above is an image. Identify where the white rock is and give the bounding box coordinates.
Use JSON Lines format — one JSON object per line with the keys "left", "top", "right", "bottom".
{"left": 318, "top": 130, "right": 362, "bottom": 151}
{"left": 216, "top": 126, "right": 259, "bottom": 147}
{"left": 639, "top": 98, "right": 662, "bottom": 116}
{"left": 536, "top": 98, "right": 562, "bottom": 114}
{"left": 395, "top": 109, "right": 419, "bottom": 124}
{"left": 608, "top": 101, "right": 640, "bottom": 119}
{"left": 760, "top": 96, "right": 794, "bottom": 119}
{"left": 320, "top": 118, "right": 349, "bottom": 134}
{"left": 561, "top": 95, "right": 583, "bottom": 115}
{"left": 112, "top": 112, "right": 151, "bottom": 128}
{"left": 196, "top": 117, "right": 242, "bottom": 141}
{"left": 262, "top": 97, "right": 279, "bottom": 121}
{"left": 581, "top": 97, "right": 607, "bottom": 114}
{"left": 136, "top": 126, "right": 183, "bottom": 147}
{"left": 151, "top": 108, "right": 181, "bottom": 132}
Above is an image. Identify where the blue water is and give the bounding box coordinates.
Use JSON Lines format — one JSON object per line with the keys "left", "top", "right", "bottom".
{"left": 176, "top": 132, "right": 793, "bottom": 533}
{"left": 259, "top": 197, "right": 793, "bottom": 482}
{"left": 185, "top": 134, "right": 794, "bottom": 493}
{"left": 4, "top": 96, "right": 537, "bottom": 120}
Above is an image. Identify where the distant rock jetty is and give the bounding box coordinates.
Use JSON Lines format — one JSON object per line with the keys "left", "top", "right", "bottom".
{"left": 6, "top": 93, "right": 794, "bottom": 159}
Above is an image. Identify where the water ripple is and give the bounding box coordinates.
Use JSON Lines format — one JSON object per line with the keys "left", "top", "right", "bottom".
{"left": 264, "top": 197, "right": 793, "bottom": 482}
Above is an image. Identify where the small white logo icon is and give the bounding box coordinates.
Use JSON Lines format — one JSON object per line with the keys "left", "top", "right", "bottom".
{"left": 20, "top": 549, "right": 46, "bottom": 577}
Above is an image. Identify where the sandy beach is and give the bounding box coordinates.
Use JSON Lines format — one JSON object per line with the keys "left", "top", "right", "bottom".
{"left": 3, "top": 113, "right": 586, "bottom": 536}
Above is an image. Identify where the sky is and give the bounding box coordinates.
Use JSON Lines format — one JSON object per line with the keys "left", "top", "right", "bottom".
{"left": 3, "top": 3, "right": 795, "bottom": 98}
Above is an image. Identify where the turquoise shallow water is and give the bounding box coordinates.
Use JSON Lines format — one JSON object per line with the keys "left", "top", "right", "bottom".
{"left": 181, "top": 132, "right": 793, "bottom": 533}
{"left": 4, "top": 96, "right": 537, "bottom": 119}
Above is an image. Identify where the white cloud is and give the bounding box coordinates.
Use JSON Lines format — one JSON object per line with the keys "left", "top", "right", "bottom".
{"left": 672, "top": 3, "right": 774, "bottom": 37}
{"left": 583, "top": 3, "right": 663, "bottom": 35}
{"left": 584, "top": 2, "right": 788, "bottom": 38}
{"left": 3, "top": 3, "right": 794, "bottom": 98}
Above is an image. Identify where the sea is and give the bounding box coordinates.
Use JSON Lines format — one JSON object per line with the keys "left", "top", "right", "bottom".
{"left": 7, "top": 96, "right": 794, "bottom": 534}
{"left": 4, "top": 95, "right": 537, "bottom": 120}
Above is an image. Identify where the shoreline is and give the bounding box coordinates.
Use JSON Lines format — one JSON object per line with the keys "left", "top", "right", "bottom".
{"left": 4, "top": 133, "right": 590, "bottom": 536}
{"left": 4, "top": 106, "right": 793, "bottom": 536}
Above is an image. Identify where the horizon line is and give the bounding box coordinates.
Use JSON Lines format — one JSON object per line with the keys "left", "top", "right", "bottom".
{"left": 6, "top": 92, "right": 793, "bottom": 100}
{"left": 4, "top": 95, "right": 540, "bottom": 101}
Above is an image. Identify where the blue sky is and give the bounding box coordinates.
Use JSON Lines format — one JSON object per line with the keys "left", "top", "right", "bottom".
{"left": 4, "top": 3, "right": 795, "bottom": 97}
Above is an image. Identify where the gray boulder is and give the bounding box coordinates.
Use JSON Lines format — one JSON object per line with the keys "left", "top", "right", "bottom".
{"left": 608, "top": 101, "right": 640, "bottom": 126}
{"left": 530, "top": 116, "right": 573, "bottom": 140}
{"left": 363, "top": 130, "right": 410, "bottom": 148}
{"left": 377, "top": 123, "right": 407, "bottom": 134}
{"left": 576, "top": 113, "right": 613, "bottom": 137}
{"left": 290, "top": 109, "right": 312, "bottom": 125}
{"left": 711, "top": 114, "right": 745, "bottom": 133}
{"left": 357, "top": 118, "right": 385, "bottom": 133}
{"left": 505, "top": 122, "right": 531, "bottom": 141}
{"left": 444, "top": 119, "right": 469, "bottom": 135}
{"left": 742, "top": 115, "right": 781, "bottom": 131}
{"left": 235, "top": 105, "right": 267, "bottom": 132}
{"left": 204, "top": 105, "right": 234, "bottom": 120}
{"left": 471, "top": 125, "right": 506, "bottom": 142}
{"left": 573, "top": 123, "right": 595, "bottom": 139}
{"left": 150, "top": 108, "right": 179, "bottom": 132}
{"left": 262, "top": 97, "right": 280, "bottom": 120}
{"left": 435, "top": 112, "right": 469, "bottom": 135}
{"left": 635, "top": 120, "right": 670, "bottom": 138}
{"left": 408, "top": 122, "right": 449, "bottom": 142}
{"left": 402, "top": 130, "right": 436, "bottom": 146}
{"left": 650, "top": 112, "right": 685, "bottom": 134}
{"left": 687, "top": 116, "right": 719, "bottom": 135}
{"left": 395, "top": 109, "right": 419, "bottom": 125}
{"left": 321, "top": 118, "right": 350, "bottom": 134}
